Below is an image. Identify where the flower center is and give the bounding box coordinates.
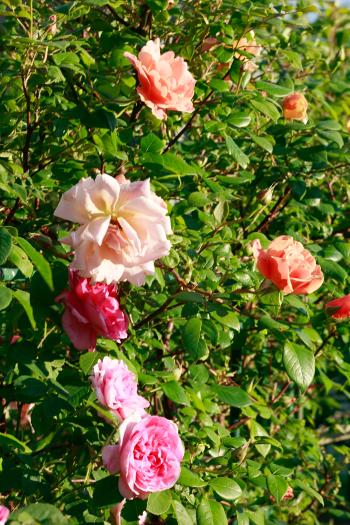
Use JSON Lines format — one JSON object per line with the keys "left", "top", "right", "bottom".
{"left": 110, "top": 217, "right": 123, "bottom": 230}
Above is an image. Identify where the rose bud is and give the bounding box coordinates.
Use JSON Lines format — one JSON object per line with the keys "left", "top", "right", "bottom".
{"left": 49, "top": 14, "right": 57, "bottom": 35}
{"left": 283, "top": 93, "right": 308, "bottom": 124}
{"left": 257, "top": 185, "right": 275, "bottom": 205}
{"left": 325, "top": 294, "right": 350, "bottom": 319}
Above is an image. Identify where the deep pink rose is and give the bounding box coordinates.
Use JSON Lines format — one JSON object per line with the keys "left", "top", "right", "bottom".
{"left": 56, "top": 269, "right": 129, "bottom": 352}
{"left": 0, "top": 506, "right": 9, "bottom": 525}
{"left": 110, "top": 500, "right": 147, "bottom": 525}
{"left": 251, "top": 236, "right": 324, "bottom": 295}
{"left": 124, "top": 38, "right": 195, "bottom": 121}
{"left": 89, "top": 356, "right": 149, "bottom": 422}
{"left": 102, "top": 413, "right": 184, "bottom": 499}
{"left": 325, "top": 293, "right": 350, "bottom": 319}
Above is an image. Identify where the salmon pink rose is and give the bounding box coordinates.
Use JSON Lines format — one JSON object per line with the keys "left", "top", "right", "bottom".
{"left": 54, "top": 174, "right": 172, "bottom": 286}
{"left": 124, "top": 38, "right": 195, "bottom": 121}
{"left": 89, "top": 356, "right": 149, "bottom": 422}
{"left": 102, "top": 413, "right": 184, "bottom": 499}
{"left": 0, "top": 506, "right": 9, "bottom": 525}
{"left": 283, "top": 93, "right": 308, "bottom": 124}
{"left": 325, "top": 293, "right": 350, "bottom": 319}
{"left": 56, "top": 269, "right": 129, "bottom": 352}
{"left": 251, "top": 236, "right": 324, "bottom": 295}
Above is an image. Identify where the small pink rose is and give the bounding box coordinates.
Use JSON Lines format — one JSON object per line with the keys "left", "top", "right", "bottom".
{"left": 102, "top": 413, "right": 184, "bottom": 499}
{"left": 56, "top": 269, "right": 129, "bottom": 351}
{"left": 0, "top": 506, "right": 9, "bottom": 525}
{"left": 251, "top": 236, "right": 324, "bottom": 295}
{"left": 89, "top": 356, "right": 149, "bottom": 422}
{"left": 124, "top": 38, "right": 195, "bottom": 121}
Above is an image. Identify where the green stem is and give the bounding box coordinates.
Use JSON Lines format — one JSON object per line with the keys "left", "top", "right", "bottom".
{"left": 30, "top": 0, "right": 33, "bottom": 38}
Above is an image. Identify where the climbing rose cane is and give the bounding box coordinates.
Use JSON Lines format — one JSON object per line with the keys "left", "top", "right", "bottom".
{"left": 251, "top": 236, "right": 324, "bottom": 295}
{"left": 55, "top": 269, "right": 129, "bottom": 351}
{"left": 54, "top": 173, "right": 172, "bottom": 286}
{"left": 325, "top": 293, "right": 350, "bottom": 319}
{"left": 124, "top": 38, "right": 195, "bottom": 121}
{"left": 102, "top": 413, "right": 184, "bottom": 499}
{"left": 89, "top": 356, "right": 149, "bottom": 422}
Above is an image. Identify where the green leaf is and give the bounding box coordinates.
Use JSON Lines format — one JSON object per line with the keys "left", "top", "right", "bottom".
{"left": 213, "top": 200, "right": 230, "bottom": 224}
{"left": 204, "top": 121, "right": 228, "bottom": 133}
{"left": 182, "top": 318, "right": 208, "bottom": 361}
{"left": 290, "top": 479, "right": 324, "bottom": 506}
{"left": 250, "top": 99, "right": 280, "bottom": 122}
{"left": 283, "top": 295, "right": 308, "bottom": 317}
{"left": 15, "top": 238, "right": 54, "bottom": 291}
{"left": 161, "top": 380, "right": 190, "bottom": 406}
{"left": 172, "top": 501, "right": 194, "bottom": 525}
{"left": 0, "top": 286, "right": 12, "bottom": 310}
{"left": 270, "top": 463, "right": 294, "bottom": 477}
{"left": 225, "top": 136, "right": 250, "bottom": 169}
{"left": 173, "top": 291, "right": 205, "bottom": 304}
{"left": 140, "top": 133, "right": 164, "bottom": 153}
{"left": 82, "top": 108, "right": 117, "bottom": 131}
{"left": 227, "top": 112, "right": 251, "bottom": 128}
{"left": 188, "top": 192, "right": 211, "bottom": 208}
{"left": 283, "top": 341, "right": 315, "bottom": 392}
{"left": 147, "top": 490, "right": 172, "bottom": 515}
{"left": 211, "top": 385, "right": 252, "bottom": 407}
{"left": 282, "top": 49, "right": 303, "bottom": 69}
{"left": 79, "top": 351, "right": 106, "bottom": 375}
{"left": 163, "top": 153, "right": 197, "bottom": 174}
{"left": 258, "top": 315, "right": 288, "bottom": 331}
{"left": 236, "top": 509, "right": 249, "bottom": 525}
{"left": 208, "top": 303, "right": 240, "bottom": 331}
{"left": 92, "top": 476, "right": 124, "bottom": 508}
{"left": 0, "top": 227, "right": 12, "bottom": 265}
{"left": 250, "top": 420, "right": 270, "bottom": 457}
{"left": 209, "top": 79, "right": 231, "bottom": 92}
{"left": 0, "top": 432, "right": 32, "bottom": 453}
{"left": 317, "top": 120, "right": 342, "bottom": 130}
{"left": 253, "top": 436, "right": 282, "bottom": 450}
{"left": 246, "top": 131, "right": 273, "bottom": 153}
{"left": 318, "top": 257, "right": 347, "bottom": 283}
{"left": 317, "top": 129, "right": 344, "bottom": 148}
{"left": 177, "top": 466, "right": 207, "bottom": 487}
{"left": 11, "top": 290, "right": 36, "bottom": 329}
{"left": 255, "top": 81, "right": 293, "bottom": 97}
{"left": 9, "top": 245, "right": 33, "bottom": 278}
{"left": 197, "top": 498, "right": 228, "bottom": 525}
{"left": 267, "top": 474, "right": 288, "bottom": 503}
{"left": 209, "top": 477, "right": 243, "bottom": 501}
{"left": 162, "top": 248, "right": 180, "bottom": 268}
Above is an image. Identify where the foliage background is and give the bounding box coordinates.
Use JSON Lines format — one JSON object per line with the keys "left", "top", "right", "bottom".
{"left": 1, "top": 0, "right": 350, "bottom": 524}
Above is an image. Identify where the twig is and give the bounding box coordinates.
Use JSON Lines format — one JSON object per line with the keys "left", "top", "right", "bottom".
{"left": 253, "top": 187, "right": 292, "bottom": 233}
{"left": 315, "top": 330, "right": 336, "bottom": 357}
{"left": 271, "top": 381, "right": 292, "bottom": 404}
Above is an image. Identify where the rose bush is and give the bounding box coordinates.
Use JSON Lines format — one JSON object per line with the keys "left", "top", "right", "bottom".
{"left": 1, "top": 2, "right": 350, "bottom": 525}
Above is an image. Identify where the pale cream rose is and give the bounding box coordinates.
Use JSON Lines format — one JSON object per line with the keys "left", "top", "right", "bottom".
{"left": 54, "top": 174, "right": 172, "bottom": 286}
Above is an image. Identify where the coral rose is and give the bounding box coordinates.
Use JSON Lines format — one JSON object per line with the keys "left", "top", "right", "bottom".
{"left": 124, "top": 38, "right": 195, "bottom": 121}
{"left": 89, "top": 356, "right": 149, "bottom": 422}
{"left": 110, "top": 500, "right": 147, "bottom": 525}
{"left": 325, "top": 293, "right": 350, "bottom": 319}
{"left": 0, "top": 507, "right": 9, "bottom": 525}
{"left": 102, "top": 412, "right": 184, "bottom": 499}
{"left": 283, "top": 93, "right": 308, "bottom": 124}
{"left": 9, "top": 402, "right": 35, "bottom": 429}
{"left": 55, "top": 269, "right": 129, "bottom": 352}
{"left": 54, "top": 173, "right": 172, "bottom": 286}
{"left": 251, "top": 236, "right": 324, "bottom": 295}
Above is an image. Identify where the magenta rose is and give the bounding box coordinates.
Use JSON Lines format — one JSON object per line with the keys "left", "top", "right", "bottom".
{"left": 55, "top": 269, "right": 129, "bottom": 352}
{"left": 102, "top": 413, "right": 184, "bottom": 499}
{"left": 89, "top": 356, "right": 149, "bottom": 422}
{"left": 0, "top": 506, "right": 9, "bottom": 525}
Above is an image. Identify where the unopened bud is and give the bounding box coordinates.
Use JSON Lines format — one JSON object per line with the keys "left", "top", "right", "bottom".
{"left": 49, "top": 14, "right": 57, "bottom": 35}
{"left": 257, "top": 185, "right": 274, "bottom": 205}
{"left": 29, "top": 233, "right": 52, "bottom": 250}
{"left": 172, "top": 368, "right": 182, "bottom": 382}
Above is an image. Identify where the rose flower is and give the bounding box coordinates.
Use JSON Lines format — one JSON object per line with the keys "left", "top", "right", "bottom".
{"left": 89, "top": 356, "right": 149, "bottom": 422}
{"left": 56, "top": 269, "right": 129, "bottom": 352}
{"left": 325, "top": 293, "right": 350, "bottom": 319}
{"left": 102, "top": 413, "right": 184, "bottom": 499}
{"left": 54, "top": 174, "right": 172, "bottom": 287}
{"left": 283, "top": 93, "right": 308, "bottom": 124}
{"left": 251, "top": 236, "right": 324, "bottom": 295}
{"left": 124, "top": 38, "right": 195, "bottom": 121}
{"left": 0, "top": 507, "right": 9, "bottom": 525}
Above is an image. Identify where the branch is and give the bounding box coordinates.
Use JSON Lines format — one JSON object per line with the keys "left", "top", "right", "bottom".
{"left": 271, "top": 381, "right": 292, "bottom": 404}
{"left": 252, "top": 186, "right": 292, "bottom": 233}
